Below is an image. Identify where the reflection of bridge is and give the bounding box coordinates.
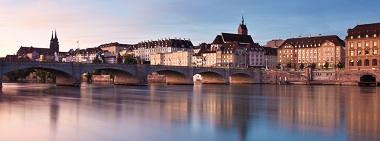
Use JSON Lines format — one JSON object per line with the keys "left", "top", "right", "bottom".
{"left": 0, "top": 61, "right": 262, "bottom": 87}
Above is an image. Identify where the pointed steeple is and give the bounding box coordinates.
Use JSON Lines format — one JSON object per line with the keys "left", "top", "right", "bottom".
{"left": 238, "top": 12, "right": 248, "bottom": 35}
{"left": 51, "top": 31, "right": 54, "bottom": 41}
{"left": 241, "top": 12, "right": 245, "bottom": 25}
{"left": 54, "top": 29, "right": 58, "bottom": 40}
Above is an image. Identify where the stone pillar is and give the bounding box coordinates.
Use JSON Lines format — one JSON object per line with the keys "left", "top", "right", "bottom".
{"left": 136, "top": 64, "right": 148, "bottom": 85}
{"left": 186, "top": 67, "right": 194, "bottom": 85}
{"left": 0, "top": 61, "right": 3, "bottom": 88}
{"left": 224, "top": 68, "right": 231, "bottom": 84}
{"left": 56, "top": 63, "right": 81, "bottom": 86}
{"left": 71, "top": 63, "right": 82, "bottom": 86}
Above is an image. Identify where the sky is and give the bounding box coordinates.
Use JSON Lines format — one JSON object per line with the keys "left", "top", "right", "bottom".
{"left": 1, "top": 0, "right": 380, "bottom": 57}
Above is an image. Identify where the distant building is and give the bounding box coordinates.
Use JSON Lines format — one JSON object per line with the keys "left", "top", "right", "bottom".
{"left": 150, "top": 51, "right": 192, "bottom": 66}
{"left": 266, "top": 39, "right": 284, "bottom": 48}
{"left": 263, "top": 47, "right": 278, "bottom": 69}
{"left": 15, "top": 30, "right": 60, "bottom": 61}
{"left": 208, "top": 14, "right": 262, "bottom": 67}
{"left": 133, "top": 38, "right": 193, "bottom": 62}
{"left": 345, "top": 23, "right": 380, "bottom": 70}
{"left": 278, "top": 35, "right": 345, "bottom": 69}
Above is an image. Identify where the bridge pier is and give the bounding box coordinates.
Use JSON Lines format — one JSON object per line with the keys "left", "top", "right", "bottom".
{"left": 0, "top": 62, "right": 3, "bottom": 88}
{"left": 225, "top": 69, "right": 231, "bottom": 84}
{"left": 136, "top": 64, "right": 148, "bottom": 85}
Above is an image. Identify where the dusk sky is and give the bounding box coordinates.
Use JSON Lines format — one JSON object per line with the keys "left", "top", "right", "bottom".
{"left": 1, "top": 0, "right": 380, "bottom": 57}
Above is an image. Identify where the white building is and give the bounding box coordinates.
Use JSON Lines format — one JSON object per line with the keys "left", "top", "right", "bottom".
{"left": 150, "top": 51, "right": 192, "bottom": 66}
{"left": 133, "top": 38, "right": 193, "bottom": 62}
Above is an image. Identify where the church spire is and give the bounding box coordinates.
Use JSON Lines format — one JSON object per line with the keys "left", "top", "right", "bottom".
{"left": 238, "top": 12, "right": 248, "bottom": 35}
{"left": 54, "top": 29, "right": 58, "bottom": 40}
{"left": 241, "top": 12, "right": 245, "bottom": 25}
{"left": 51, "top": 30, "right": 54, "bottom": 41}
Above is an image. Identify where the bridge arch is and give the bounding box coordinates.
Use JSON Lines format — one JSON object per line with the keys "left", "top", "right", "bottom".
{"left": 148, "top": 66, "right": 193, "bottom": 84}
{"left": 1, "top": 62, "right": 75, "bottom": 86}
{"left": 358, "top": 73, "right": 378, "bottom": 86}
{"left": 193, "top": 69, "right": 229, "bottom": 84}
{"left": 79, "top": 64, "right": 140, "bottom": 85}
{"left": 230, "top": 73, "right": 254, "bottom": 84}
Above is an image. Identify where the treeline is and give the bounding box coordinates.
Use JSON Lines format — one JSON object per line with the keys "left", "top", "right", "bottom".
{"left": 4, "top": 69, "right": 56, "bottom": 82}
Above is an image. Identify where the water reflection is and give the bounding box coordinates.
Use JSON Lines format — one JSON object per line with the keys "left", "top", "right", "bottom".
{"left": 0, "top": 83, "right": 379, "bottom": 141}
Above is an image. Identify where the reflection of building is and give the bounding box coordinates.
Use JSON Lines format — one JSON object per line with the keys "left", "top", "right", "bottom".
{"left": 345, "top": 89, "right": 380, "bottom": 140}
{"left": 278, "top": 86, "right": 340, "bottom": 133}
{"left": 278, "top": 35, "right": 345, "bottom": 69}
{"left": 345, "top": 23, "right": 380, "bottom": 70}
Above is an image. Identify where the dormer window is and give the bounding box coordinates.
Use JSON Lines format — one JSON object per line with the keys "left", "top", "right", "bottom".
{"left": 358, "top": 35, "right": 361, "bottom": 38}
{"left": 350, "top": 36, "right": 353, "bottom": 39}
{"left": 366, "top": 35, "right": 369, "bottom": 38}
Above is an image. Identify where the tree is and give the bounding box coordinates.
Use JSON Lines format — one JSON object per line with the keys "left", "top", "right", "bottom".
{"left": 323, "top": 61, "right": 329, "bottom": 69}
{"left": 299, "top": 63, "right": 305, "bottom": 70}
{"left": 337, "top": 61, "right": 344, "bottom": 69}
{"left": 92, "top": 55, "right": 105, "bottom": 63}
{"left": 5, "top": 69, "right": 32, "bottom": 81}
{"left": 310, "top": 63, "right": 316, "bottom": 69}
{"left": 275, "top": 63, "right": 282, "bottom": 70}
{"left": 286, "top": 62, "right": 292, "bottom": 68}
{"left": 35, "top": 70, "right": 56, "bottom": 82}
{"left": 123, "top": 53, "right": 137, "bottom": 64}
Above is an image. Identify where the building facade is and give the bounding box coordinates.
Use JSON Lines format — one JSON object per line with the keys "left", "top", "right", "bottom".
{"left": 133, "top": 38, "right": 193, "bottom": 62}
{"left": 345, "top": 23, "right": 380, "bottom": 70}
{"left": 150, "top": 51, "right": 192, "bottom": 66}
{"left": 278, "top": 35, "right": 345, "bottom": 69}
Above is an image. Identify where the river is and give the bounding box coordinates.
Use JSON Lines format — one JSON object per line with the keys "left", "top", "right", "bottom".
{"left": 0, "top": 83, "right": 379, "bottom": 141}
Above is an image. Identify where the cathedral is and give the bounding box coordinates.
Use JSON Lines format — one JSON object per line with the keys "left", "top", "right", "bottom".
{"left": 16, "top": 30, "right": 60, "bottom": 61}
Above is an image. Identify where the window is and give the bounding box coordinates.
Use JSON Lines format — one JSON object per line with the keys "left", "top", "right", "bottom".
{"left": 357, "top": 49, "right": 362, "bottom": 55}
{"left": 365, "top": 41, "right": 369, "bottom": 47}
{"left": 374, "top": 41, "right": 377, "bottom": 47}
{"left": 373, "top": 59, "right": 378, "bottom": 66}
{"left": 364, "top": 59, "right": 370, "bottom": 66}
{"left": 349, "top": 60, "right": 354, "bottom": 66}
{"left": 358, "top": 42, "right": 362, "bottom": 47}
{"left": 357, "top": 60, "right": 362, "bottom": 66}
{"left": 365, "top": 50, "right": 369, "bottom": 55}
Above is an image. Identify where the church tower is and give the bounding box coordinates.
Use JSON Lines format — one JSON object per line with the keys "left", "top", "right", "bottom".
{"left": 238, "top": 13, "right": 248, "bottom": 35}
{"left": 50, "top": 30, "right": 59, "bottom": 53}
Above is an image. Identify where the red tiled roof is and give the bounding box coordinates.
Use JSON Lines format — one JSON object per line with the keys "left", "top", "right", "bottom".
{"left": 279, "top": 35, "right": 345, "bottom": 49}
{"left": 221, "top": 33, "right": 254, "bottom": 44}
{"left": 346, "top": 22, "right": 380, "bottom": 39}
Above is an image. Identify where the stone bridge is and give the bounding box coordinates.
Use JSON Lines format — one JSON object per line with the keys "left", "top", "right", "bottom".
{"left": 0, "top": 61, "right": 261, "bottom": 87}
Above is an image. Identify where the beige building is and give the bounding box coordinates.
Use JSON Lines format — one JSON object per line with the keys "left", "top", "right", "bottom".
{"left": 150, "top": 51, "right": 192, "bottom": 66}
{"left": 278, "top": 35, "right": 345, "bottom": 69}
{"left": 345, "top": 23, "right": 380, "bottom": 70}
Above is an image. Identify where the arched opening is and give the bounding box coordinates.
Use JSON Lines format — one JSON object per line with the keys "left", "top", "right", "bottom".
{"left": 230, "top": 73, "right": 254, "bottom": 84}
{"left": 3, "top": 68, "right": 73, "bottom": 86}
{"left": 364, "top": 59, "right": 370, "bottom": 66}
{"left": 372, "top": 59, "right": 378, "bottom": 66}
{"left": 359, "top": 75, "right": 377, "bottom": 86}
{"left": 152, "top": 70, "right": 189, "bottom": 85}
{"left": 82, "top": 69, "right": 136, "bottom": 85}
{"left": 196, "top": 72, "right": 226, "bottom": 84}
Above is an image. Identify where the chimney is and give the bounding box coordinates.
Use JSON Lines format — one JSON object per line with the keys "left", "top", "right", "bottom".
{"left": 318, "top": 34, "right": 322, "bottom": 37}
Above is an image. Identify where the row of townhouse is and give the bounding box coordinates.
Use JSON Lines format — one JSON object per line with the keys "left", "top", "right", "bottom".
{"left": 145, "top": 16, "right": 278, "bottom": 69}
{"left": 277, "top": 22, "right": 380, "bottom": 70}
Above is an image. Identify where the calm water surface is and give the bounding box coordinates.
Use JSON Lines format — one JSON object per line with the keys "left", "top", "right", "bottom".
{"left": 0, "top": 83, "right": 379, "bottom": 141}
